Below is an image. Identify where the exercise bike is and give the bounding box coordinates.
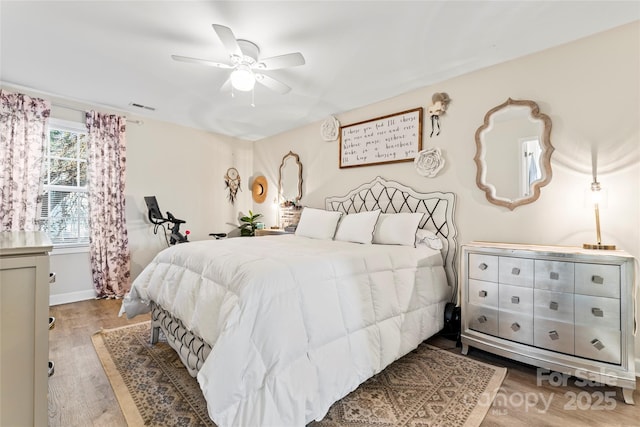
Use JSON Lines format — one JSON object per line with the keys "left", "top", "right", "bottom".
{"left": 144, "top": 196, "right": 189, "bottom": 245}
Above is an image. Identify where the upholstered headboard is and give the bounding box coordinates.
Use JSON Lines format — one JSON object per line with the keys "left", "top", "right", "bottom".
{"left": 325, "top": 176, "right": 458, "bottom": 294}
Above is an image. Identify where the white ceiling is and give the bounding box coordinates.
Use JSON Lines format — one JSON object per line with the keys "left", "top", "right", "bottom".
{"left": 1, "top": 1, "right": 638, "bottom": 141}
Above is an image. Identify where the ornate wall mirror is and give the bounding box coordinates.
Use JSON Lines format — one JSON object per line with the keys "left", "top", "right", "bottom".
{"left": 278, "top": 151, "right": 303, "bottom": 204}
{"left": 474, "top": 98, "right": 553, "bottom": 210}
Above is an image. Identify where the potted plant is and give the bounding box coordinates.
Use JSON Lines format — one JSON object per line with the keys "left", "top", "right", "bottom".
{"left": 239, "top": 210, "right": 263, "bottom": 236}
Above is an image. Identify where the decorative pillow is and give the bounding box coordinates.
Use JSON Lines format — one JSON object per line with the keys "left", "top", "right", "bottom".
{"left": 334, "top": 210, "right": 381, "bottom": 244}
{"left": 416, "top": 229, "right": 444, "bottom": 250}
{"left": 294, "top": 207, "right": 342, "bottom": 240}
{"left": 373, "top": 212, "right": 425, "bottom": 246}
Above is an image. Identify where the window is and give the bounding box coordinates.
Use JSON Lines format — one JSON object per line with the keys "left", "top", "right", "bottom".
{"left": 39, "top": 119, "right": 89, "bottom": 246}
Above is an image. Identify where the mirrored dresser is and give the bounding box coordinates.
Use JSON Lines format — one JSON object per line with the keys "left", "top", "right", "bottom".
{"left": 461, "top": 242, "right": 636, "bottom": 404}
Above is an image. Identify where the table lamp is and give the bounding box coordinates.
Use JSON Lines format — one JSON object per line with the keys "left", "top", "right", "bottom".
{"left": 583, "top": 180, "right": 616, "bottom": 250}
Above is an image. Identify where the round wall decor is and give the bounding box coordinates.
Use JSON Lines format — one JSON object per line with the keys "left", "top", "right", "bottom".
{"left": 252, "top": 175, "right": 268, "bottom": 203}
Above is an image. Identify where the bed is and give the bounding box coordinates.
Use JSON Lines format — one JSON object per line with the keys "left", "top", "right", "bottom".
{"left": 121, "top": 176, "right": 458, "bottom": 427}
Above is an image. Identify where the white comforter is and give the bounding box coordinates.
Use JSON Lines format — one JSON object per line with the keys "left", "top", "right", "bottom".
{"left": 122, "top": 235, "right": 451, "bottom": 427}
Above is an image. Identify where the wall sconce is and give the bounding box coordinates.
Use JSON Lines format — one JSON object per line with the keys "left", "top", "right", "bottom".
{"left": 583, "top": 180, "right": 616, "bottom": 250}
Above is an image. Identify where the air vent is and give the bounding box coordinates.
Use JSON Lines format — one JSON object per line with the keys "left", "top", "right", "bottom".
{"left": 129, "top": 102, "right": 156, "bottom": 111}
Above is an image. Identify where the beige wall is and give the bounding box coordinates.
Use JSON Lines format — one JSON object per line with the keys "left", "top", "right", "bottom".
{"left": 253, "top": 22, "right": 640, "bottom": 365}
{"left": 254, "top": 22, "right": 639, "bottom": 256}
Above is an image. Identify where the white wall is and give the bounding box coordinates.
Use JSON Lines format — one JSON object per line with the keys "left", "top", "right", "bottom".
{"left": 253, "top": 23, "right": 640, "bottom": 367}
{"left": 125, "top": 116, "right": 253, "bottom": 280}
{"left": 0, "top": 84, "right": 254, "bottom": 304}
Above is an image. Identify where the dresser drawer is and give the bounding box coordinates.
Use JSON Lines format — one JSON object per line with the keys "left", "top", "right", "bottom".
{"left": 468, "top": 253, "right": 498, "bottom": 282}
{"left": 498, "top": 311, "right": 533, "bottom": 345}
{"left": 534, "top": 289, "right": 574, "bottom": 323}
{"left": 499, "top": 256, "right": 533, "bottom": 287}
{"left": 534, "top": 260, "right": 574, "bottom": 292}
{"left": 574, "top": 325, "right": 620, "bottom": 364}
{"left": 468, "top": 279, "right": 498, "bottom": 308}
{"left": 499, "top": 284, "right": 533, "bottom": 315}
{"left": 575, "top": 263, "right": 620, "bottom": 298}
{"left": 574, "top": 294, "right": 620, "bottom": 329}
{"left": 533, "top": 318, "right": 574, "bottom": 355}
{"left": 467, "top": 304, "right": 498, "bottom": 336}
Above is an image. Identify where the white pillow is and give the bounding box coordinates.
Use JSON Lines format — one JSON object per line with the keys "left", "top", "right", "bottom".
{"left": 416, "top": 229, "right": 444, "bottom": 250}
{"left": 373, "top": 212, "right": 425, "bottom": 246}
{"left": 294, "top": 207, "right": 342, "bottom": 240}
{"left": 334, "top": 210, "right": 381, "bottom": 244}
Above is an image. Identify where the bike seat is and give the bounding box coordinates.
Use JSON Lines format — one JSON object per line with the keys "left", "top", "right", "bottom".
{"left": 209, "top": 233, "right": 227, "bottom": 239}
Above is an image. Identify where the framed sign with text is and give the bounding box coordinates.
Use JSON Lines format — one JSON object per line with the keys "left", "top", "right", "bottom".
{"left": 339, "top": 107, "right": 423, "bottom": 168}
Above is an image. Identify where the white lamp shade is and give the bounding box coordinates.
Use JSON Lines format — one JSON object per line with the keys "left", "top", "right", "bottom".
{"left": 230, "top": 65, "right": 255, "bottom": 91}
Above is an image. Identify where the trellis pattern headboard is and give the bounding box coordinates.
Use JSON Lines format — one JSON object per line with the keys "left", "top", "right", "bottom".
{"left": 325, "top": 176, "right": 458, "bottom": 292}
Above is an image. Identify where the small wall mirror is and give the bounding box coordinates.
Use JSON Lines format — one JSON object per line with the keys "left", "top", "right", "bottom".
{"left": 474, "top": 98, "right": 553, "bottom": 210}
{"left": 278, "top": 151, "right": 303, "bottom": 204}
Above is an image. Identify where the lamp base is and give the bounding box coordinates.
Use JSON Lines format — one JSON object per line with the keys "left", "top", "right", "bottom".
{"left": 583, "top": 243, "right": 617, "bottom": 250}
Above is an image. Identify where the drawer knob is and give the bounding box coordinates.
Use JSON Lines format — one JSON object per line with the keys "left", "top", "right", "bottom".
{"left": 478, "top": 315, "right": 487, "bottom": 324}
{"left": 478, "top": 290, "right": 488, "bottom": 298}
{"left": 549, "top": 301, "right": 559, "bottom": 311}
{"left": 549, "top": 330, "right": 560, "bottom": 340}
{"left": 591, "top": 307, "right": 604, "bottom": 317}
{"left": 591, "top": 338, "right": 605, "bottom": 351}
{"left": 550, "top": 272, "right": 559, "bottom": 280}
{"left": 591, "top": 275, "right": 604, "bottom": 285}
{"left": 511, "top": 296, "right": 520, "bottom": 304}
{"left": 478, "top": 263, "right": 488, "bottom": 271}
{"left": 511, "top": 267, "right": 521, "bottom": 275}
{"left": 511, "top": 322, "right": 520, "bottom": 332}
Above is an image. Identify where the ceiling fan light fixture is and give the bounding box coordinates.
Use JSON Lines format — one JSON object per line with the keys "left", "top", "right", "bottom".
{"left": 230, "top": 64, "right": 255, "bottom": 91}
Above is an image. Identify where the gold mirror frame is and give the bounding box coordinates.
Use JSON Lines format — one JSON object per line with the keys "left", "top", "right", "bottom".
{"left": 278, "top": 151, "right": 303, "bottom": 204}
{"left": 474, "top": 98, "right": 553, "bottom": 210}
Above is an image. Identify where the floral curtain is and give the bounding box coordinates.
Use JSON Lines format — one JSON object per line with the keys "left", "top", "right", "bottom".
{"left": 86, "top": 111, "right": 130, "bottom": 298}
{"left": 0, "top": 90, "right": 50, "bottom": 231}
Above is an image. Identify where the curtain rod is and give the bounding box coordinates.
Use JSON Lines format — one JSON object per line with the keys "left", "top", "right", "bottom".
{"left": 1, "top": 81, "right": 143, "bottom": 125}
{"left": 52, "top": 102, "right": 144, "bottom": 125}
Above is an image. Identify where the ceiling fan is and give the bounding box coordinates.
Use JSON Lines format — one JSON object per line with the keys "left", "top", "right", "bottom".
{"left": 172, "top": 24, "right": 305, "bottom": 95}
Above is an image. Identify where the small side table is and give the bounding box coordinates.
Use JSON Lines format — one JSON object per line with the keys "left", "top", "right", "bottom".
{"left": 255, "top": 228, "right": 293, "bottom": 236}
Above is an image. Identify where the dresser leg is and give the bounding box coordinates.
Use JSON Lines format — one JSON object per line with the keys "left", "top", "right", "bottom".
{"left": 621, "top": 387, "right": 635, "bottom": 405}
{"left": 461, "top": 343, "right": 469, "bottom": 355}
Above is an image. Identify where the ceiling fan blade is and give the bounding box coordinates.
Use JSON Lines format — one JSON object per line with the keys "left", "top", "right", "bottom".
{"left": 255, "top": 73, "right": 291, "bottom": 94}
{"left": 171, "top": 55, "right": 233, "bottom": 68}
{"left": 257, "top": 52, "right": 305, "bottom": 70}
{"left": 212, "top": 24, "right": 242, "bottom": 58}
{"left": 220, "top": 76, "right": 232, "bottom": 92}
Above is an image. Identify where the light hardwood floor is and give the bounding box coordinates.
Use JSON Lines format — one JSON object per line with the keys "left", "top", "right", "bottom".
{"left": 48, "top": 299, "right": 639, "bottom": 426}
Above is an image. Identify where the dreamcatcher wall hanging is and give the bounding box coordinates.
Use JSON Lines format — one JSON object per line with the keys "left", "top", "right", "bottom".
{"left": 225, "top": 167, "right": 241, "bottom": 204}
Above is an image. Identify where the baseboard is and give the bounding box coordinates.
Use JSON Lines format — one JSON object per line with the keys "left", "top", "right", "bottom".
{"left": 50, "top": 289, "right": 96, "bottom": 306}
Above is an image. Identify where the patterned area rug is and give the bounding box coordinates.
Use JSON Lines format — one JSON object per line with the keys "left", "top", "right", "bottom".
{"left": 92, "top": 322, "right": 506, "bottom": 427}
